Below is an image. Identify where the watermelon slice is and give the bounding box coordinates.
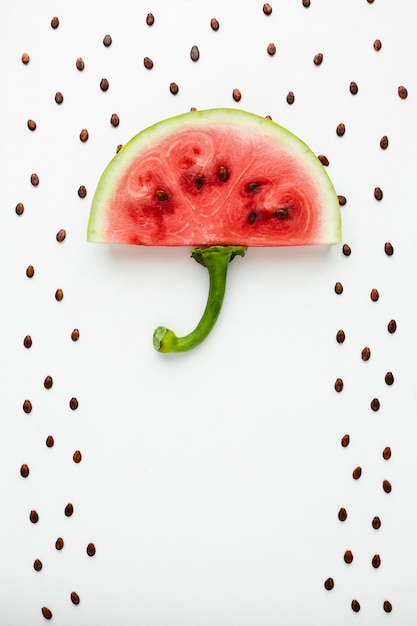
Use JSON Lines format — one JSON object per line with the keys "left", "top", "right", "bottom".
{"left": 87, "top": 108, "right": 341, "bottom": 352}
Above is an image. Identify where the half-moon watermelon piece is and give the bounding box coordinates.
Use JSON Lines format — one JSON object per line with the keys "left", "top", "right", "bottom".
{"left": 87, "top": 108, "right": 341, "bottom": 248}
{"left": 87, "top": 108, "right": 341, "bottom": 352}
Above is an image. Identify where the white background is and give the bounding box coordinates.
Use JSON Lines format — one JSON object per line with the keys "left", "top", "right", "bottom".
{"left": 1, "top": 1, "right": 417, "bottom": 624}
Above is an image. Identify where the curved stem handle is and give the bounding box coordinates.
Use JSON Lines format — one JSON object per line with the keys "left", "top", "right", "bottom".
{"left": 153, "top": 245, "right": 246, "bottom": 352}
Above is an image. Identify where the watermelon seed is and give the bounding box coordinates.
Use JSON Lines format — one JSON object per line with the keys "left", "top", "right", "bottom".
{"left": 385, "top": 371, "right": 394, "bottom": 385}
{"left": 334, "top": 281, "right": 343, "bottom": 294}
{"left": 349, "top": 81, "right": 358, "bottom": 95}
{"left": 79, "top": 129, "right": 89, "bottom": 142}
{"left": 218, "top": 166, "right": 229, "bottom": 182}
{"left": 43, "top": 375, "right": 53, "bottom": 389}
{"left": 55, "top": 537, "right": 64, "bottom": 550}
{"left": 384, "top": 241, "right": 394, "bottom": 255}
{"left": 351, "top": 600, "right": 360, "bottom": 613}
{"left": 352, "top": 466, "right": 362, "bottom": 480}
{"left": 370, "top": 288, "right": 379, "bottom": 301}
{"left": 336, "top": 329, "right": 345, "bottom": 343}
{"left": 45, "top": 435, "right": 54, "bottom": 448}
{"left": 338, "top": 507, "right": 347, "bottom": 521}
{"left": 371, "top": 398, "right": 380, "bottom": 411}
{"left": 73, "top": 450, "right": 82, "bottom": 463}
{"left": 210, "top": 17, "right": 219, "bottom": 31}
{"left": 15, "top": 202, "right": 25, "bottom": 215}
{"left": 398, "top": 85, "right": 408, "bottom": 99}
{"left": 382, "top": 479, "right": 392, "bottom": 493}
{"left": 23, "top": 335, "right": 32, "bottom": 348}
{"left": 71, "top": 591, "right": 80, "bottom": 605}
{"left": 50, "top": 16, "right": 59, "bottom": 29}
{"left": 55, "top": 288, "right": 64, "bottom": 301}
{"left": 313, "top": 52, "right": 323, "bottom": 65}
{"left": 75, "top": 57, "right": 85, "bottom": 71}
{"left": 380, "top": 135, "right": 389, "bottom": 149}
{"left": 248, "top": 212, "right": 258, "bottom": 224}
{"left": 372, "top": 554, "right": 381, "bottom": 568}
{"left": 374, "top": 186, "right": 383, "bottom": 200}
{"left": 334, "top": 378, "right": 343, "bottom": 392}
{"left": 30, "top": 173, "right": 39, "bottom": 186}
{"left": 156, "top": 189, "right": 169, "bottom": 201}
{"left": 41, "top": 607, "right": 53, "bottom": 620}
{"left": 78, "top": 185, "right": 87, "bottom": 198}
{"left": 194, "top": 175, "right": 204, "bottom": 190}
{"left": 267, "top": 43, "right": 276, "bottom": 56}
{"left": 20, "top": 464, "right": 30, "bottom": 478}
{"left": 372, "top": 516, "right": 381, "bottom": 529}
{"left": 361, "top": 346, "right": 371, "bottom": 360}
{"left": 23, "top": 399, "right": 32, "bottom": 414}
{"left": 69, "top": 397, "right": 79, "bottom": 410}
{"left": 21, "top": 52, "right": 30, "bottom": 64}
{"left": 56, "top": 229, "right": 66, "bottom": 242}
{"left": 169, "top": 82, "right": 179, "bottom": 95}
{"left": 286, "top": 91, "right": 295, "bottom": 104}
{"left": 100, "top": 77, "right": 109, "bottom": 91}
{"left": 387, "top": 319, "right": 397, "bottom": 333}
{"left": 190, "top": 46, "right": 200, "bottom": 62}
{"left": 110, "top": 113, "right": 120, "bottom": 127}
{"left": 383, "top": 601, "right": 393, "bottom": 613}
{"left": 275, "top": 208, "right": 288, "bottom": 219}
{"left": 247, "top": 182, "right": 261, "bottom": 192}
{"left": 55, "top": 91, "right": 64, "bottom": 104}
{"left": 263, "top": 3, "right": 273, "bottom": 15}
{"left": 27, "top": 119, "right": 36, "bottom": 131}
{"left": 30, "top": 510, "right": 39, "bottom": 524}
{"left": 342, "top": 244, "right": 351, "bottom": 256}
{"left": 71, "top": 328, "right": 80, "bottom": 341}
{"left": 232, "top": 88, "right": 242, "bottom": 102}
{"left": 336, "top": 123, "right": 346, "bottom": 137}
{"left": 338, "top": 195, "right": 347, "bottom": 205}
{"left": 344, "top": 550, "right": 353, "bottom": 564}
{"left": 33, "top": 559, "right": 43, "bottom": 571}
{"left": 341, "top": 434, "right": 350, "bottom": 447}
{"left": 318, "top": 154, "right": 329, "bottom": 166}
{"left": 64, "top": 503, "right": 74, "bottom": 517}
{"left": 324, "top": 577, "right": 334, "bottom": 590}
{"left": 146, "top": 13, "right": 154, "bottom": 26}
{"left": 103, "top": 34, "right": 112, "bottom": 47}
{"left": 86, "top": 542, "right": 96, "bottom": 556}
{"left": 373, "top": 39, "right": 382, "bottom": 51}
{"left": 26, "top": 265, "right": 35, "bottom": 277}
{"left": 382, "top": 446, "right": 391, "bottom": 460}
{"left": 143, "top": 57, "right": 153, "bottom": 70}
{"left": 302, "top": 0, "right": 311, "bottom": 6}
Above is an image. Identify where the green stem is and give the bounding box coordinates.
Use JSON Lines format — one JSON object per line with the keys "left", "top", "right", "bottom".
{"left": 153, "top": 245, "right": 246, "bottom": 352}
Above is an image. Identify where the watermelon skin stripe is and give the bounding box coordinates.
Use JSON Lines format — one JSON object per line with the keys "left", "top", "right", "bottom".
{"left": 87, "top": 108, "right": 341, "bottom": 248}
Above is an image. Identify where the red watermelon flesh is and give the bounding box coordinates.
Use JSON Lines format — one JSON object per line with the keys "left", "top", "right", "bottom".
{"left": 88, "top": 109, "right": 341, "bottom": 247}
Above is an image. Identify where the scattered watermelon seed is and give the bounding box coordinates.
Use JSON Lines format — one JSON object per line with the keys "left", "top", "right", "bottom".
{"left": 344, "top": 550, "right": 353, "bottom": 564}
{"left": 383, "top": 479, "right": 392, "bottom": 493}
{"left": 110, "top": 114, "right": 120, "bottom": 127}
{"left": 232, "top": 88, "right": 242, "bottom": 102}
{"left": 56, "top": 229, "right": 66, "bottom": 242}
{"left": 41, "top": 607, "right": 52, "bottom": 620}
{"left": 21, "top": 52, "right": 30, "bottom": 64}
{"left": 385, "top": 371, "right": 394, "bottom": 385}
{"left": 334, "top": 378, "right": 344, "bottom": 392}
{"left": 55, "top": 289, "right": 64, "bottom": 301}
{"left": 263, "top": 3, "right": 273, "bottom": 15}
{"left": 338, "top": 507, "right": 347, "bottom": 522}
{"left": 55, "top": 537, "right": 64, "bottom": 550}
{"left": 64, "top": 503, "right": 74, "bottom": 517}
{"left": 30, "top": 173, "right": 39, "bottom": 186}
{"left": 70, "top": 397, "right": 79, "bottom": 410}
{"left": 15, "top": 202, "right": 24, "bottom": 215}
{"left": 73, "top": 450, "right": 82, "bottom": 463}
{"left": 248, "top": 182, "right": 261, "bottom": 192}
{"left": 373, "top": 39, "right": 382, "bottom": 51}
{"left": 45, "top": 435, "right": 54, "bottom": 448}
{"left": 210, "top": 17, "right": 220, "bottom": 30}
{"left": 20, "top": 464, "right": 30, "bottom": 478}
{"left": 76, "top": 57, "right": 85, "bottom": 71}
{"left": 361, "top": 346, "right": 371, "bottom": 361}
{"left": 371, "top": 398, "right": 380, "bottom": 411}
{"left": 27, "top": 119, "right": 36, "bottom": 131}
{"left": 336, "top": 123, "right": 346, "bottom": 137}
{"left": 23, "top": 335, "right": 32, "bottom": 349}
{"left": 218, "top": 166, "right": 229, "bottom": 182}
{"left": 342, "top": 244, "right": 351, "bottom": 256}
{"left": 380, "top": 135, "right": 389, "bottom": 149}
{"left": 336, "top": 329, "right": 345, "bottom": 343}
{"left": 169, "top": 82, "right": 179, "bottom": 95}
{"left": 349, "top": 81, "right": 358, "bottom": 94}
{"left": 248, "top": 212, "right": 258, "bottom": 224}
{"left": 341, "top": 434, "right": 350, "bottom": 447}
{"left": 33, "top": 559, "right": 43, "bottom": 571}
{"left": 286, "top": 91, "right": 295, "bottom": 104}
{"left": 384, "top": 601, "right": 393, "bottom": 613}
{"left": 267, "top": 43, "right": 276, "bottom": 56}
{"left": 26, "top": 265, "right": 35, "bottom": 277}
{"left": 30, "top": 510, "right": 39, "bottom": 524}
{"left": 78, "top": 185, "right": 87, "bottom": 198}
{"left": 79, "top": 129, "right": 89, "bottom": 142}
{"left": 55, "top": 91, "right": 64, "bottom": 104}
{"left": 116, "top": 144, "right": 123, "bottom": 153}
{"left": 374, "top": 186, "right": 383, "bottom": 200}
{"left": 372, "top": 516, "right": 381, "bottom": 529}
{"left": 313, "top": 52, "right": 323, "bottom": 65}
{"left": 370, "top": 288, "right": 379, "bottom": 301}
{"left": 194, "top": 175, "right": 204, "bottom": 190}
{"left": 338, "top": 195, "right": 347, "bottom": 206}
{"left": 50, "top": 16, "right": 59, "bottom": 29}
{"left": 143, "top": 57, "right": 153, "bottom": 70}
{"left": 146, "top": 13, "right": 154, "bottom": 26}
{"left": 302, "top": 0, "right": 311, "bottom": 6}
{"left": 156, "top": 189, "right": 169, "bottom": 201}
{"left": 71, "top": 328, "right": 80, "bottom": 341}
{"left": 43, "top": 376, "right": 53, "bottom": 389}
{"left": 324, "top": 577, "right": 334, "bottom": 590}
{"left": 23, "top": 400, "right": 32, "bottom": 414}
{"left": 384, "top": 241, "right": 394, "bottom": 256}
{"left": 382, "top": 446, "right": 391, "bottom": 460}
{"left": 318, "top": 154, "right": 329, "bottom": 166}
{"left": 387, "top": 319, "right": 397, "bottom": 333}
{"left": 103, "top": 34, "right": 112, "bottom": 47}
{"left": 100, "top": 77, "right": 109, "bottom": 91}
{"left": 190, "top": 45, "right": 200, "bottom": 62}
{"left": 352, "top": 466, "right": 362, "bottom": 480}
{"left": 334, "top": 282, "right": 343, "bottom": 294}
{"left": 86, "top": 542, "right": 96, "bottom": 556}
{"left": 71, "top": 592, "right": 80, "bottom": 605}
{"left": 351, "top": 600, "right": 360, "bottom": 613}
{"left": 398, "top": 85, "right": 408, "bottom": 99}
{"left": 372, "top": 554, "right": 381, "bottom": 568}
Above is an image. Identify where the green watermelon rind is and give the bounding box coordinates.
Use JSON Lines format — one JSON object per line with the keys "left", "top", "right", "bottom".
{"left": 87, "top": 108, "right": 341, "bottom": 246}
